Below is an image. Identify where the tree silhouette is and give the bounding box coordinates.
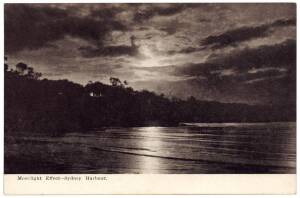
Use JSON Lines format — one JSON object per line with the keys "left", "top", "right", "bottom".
{"left": 109, "top": 77, "right": 123, "bottom": 87}
{"left": 27, "top": 67, "right": 34, "bottom": 75}
{"left": 32, "top": 72, "right": 42, "bottom": 80}
{"left": 4, "top": 56, "right": 8, "bottom": 71}
{"left": 16, "top": 62, "right": 28, "bottom": 75}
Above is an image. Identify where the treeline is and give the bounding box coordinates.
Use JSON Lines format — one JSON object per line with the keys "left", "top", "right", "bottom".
{"left": 5, "top": 60, "right": 296, "bottom": 136}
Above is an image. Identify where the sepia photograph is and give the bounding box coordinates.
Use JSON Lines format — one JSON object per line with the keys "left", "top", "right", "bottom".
{"left": 4, "top": 2, "right": 296, "bottom": 177}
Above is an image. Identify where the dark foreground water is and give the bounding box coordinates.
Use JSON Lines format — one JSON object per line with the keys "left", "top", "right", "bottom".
{"left": 5, "top": 122, "right": 296, "bottom": 174}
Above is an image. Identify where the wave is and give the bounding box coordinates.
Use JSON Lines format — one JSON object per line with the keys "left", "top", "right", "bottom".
{"left": 89, "top": 146, "right": 295, "bottom": 168}
{"left": 16, "top": 136, "right": 296, "bottom": 169}
{"left": 180, "top": 122, "right": 296, "bottom": 128}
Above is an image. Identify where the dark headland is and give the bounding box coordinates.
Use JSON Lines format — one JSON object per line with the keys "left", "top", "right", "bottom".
{"left": 5, "top": 60, "right": 296, "bottom": 137}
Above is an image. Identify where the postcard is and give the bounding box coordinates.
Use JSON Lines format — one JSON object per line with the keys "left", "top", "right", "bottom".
{"left": 3, "top": 2, "right": 296, "bottom": 194}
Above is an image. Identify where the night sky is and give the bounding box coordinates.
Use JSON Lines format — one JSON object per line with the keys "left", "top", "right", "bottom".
{"left": 4, "top": 3, "right": 296, "bottom": 105}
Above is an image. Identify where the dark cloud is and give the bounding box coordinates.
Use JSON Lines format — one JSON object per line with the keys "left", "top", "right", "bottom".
{"left": 207, "top": 68, "right": 287, "bottom": 85}
{"left": 198, "top": 18, "right": 211, "bottom": 23}
{"left": 89, "top": 7, "right": 121, "bottom": 19}
{"left": 169, "top": 39, "right": 296, "bottom": 105}
{"left": 133, "top": 4, "right": 189, "bottom": 23}
{"left": 158, "top": 19, "right": 189, "bottom": 35}
{"left": 209, "top": 39, "right": 296, "bottom": 72}
{"left": 79, "top": 45, "right": 139, "bottom": 58}
{"left": 272, "top": 18, "right": 296, "bottom": 26}
{"left": 177, "top": 39, "right": 295, "bottom": 78}
{"left": 137, "top": 26, "right": 150, "bottom": 31}
{"left": 159, "top": 26, "right": 177, "bottom": 35}
{"left": 200, "top": 18, "right": 296, "bottom": 49}
{"left": 78, "top": 34, "right": 145, "bottom": 58}
{"left": 5, "top": 4, "right": 127, "bottom": 53}
{"left": 167, "top": 46, "right": 206, "bottom": 55}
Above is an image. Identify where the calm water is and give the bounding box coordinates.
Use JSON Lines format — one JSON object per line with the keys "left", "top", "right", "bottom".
{"left": 6, "top": 122, "right": 296, "bottom": 173}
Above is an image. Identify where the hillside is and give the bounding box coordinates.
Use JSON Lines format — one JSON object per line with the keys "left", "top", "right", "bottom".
{"left": 5, "top": 62, "right": 296, "bottom": 136}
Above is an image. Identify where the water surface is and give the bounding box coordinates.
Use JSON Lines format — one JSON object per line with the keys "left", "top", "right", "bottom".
{"left": 5, "top": 122, "right": 296, "bottom": 173}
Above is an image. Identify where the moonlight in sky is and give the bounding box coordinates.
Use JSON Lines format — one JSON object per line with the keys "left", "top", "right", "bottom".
{"left": 4, "top": 3, "right": 296, "bottom": 105}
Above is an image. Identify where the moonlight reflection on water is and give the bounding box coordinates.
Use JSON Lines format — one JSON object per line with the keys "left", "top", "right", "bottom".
{"left": 137, "top": 127, "right": 164, "bottom": 173}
